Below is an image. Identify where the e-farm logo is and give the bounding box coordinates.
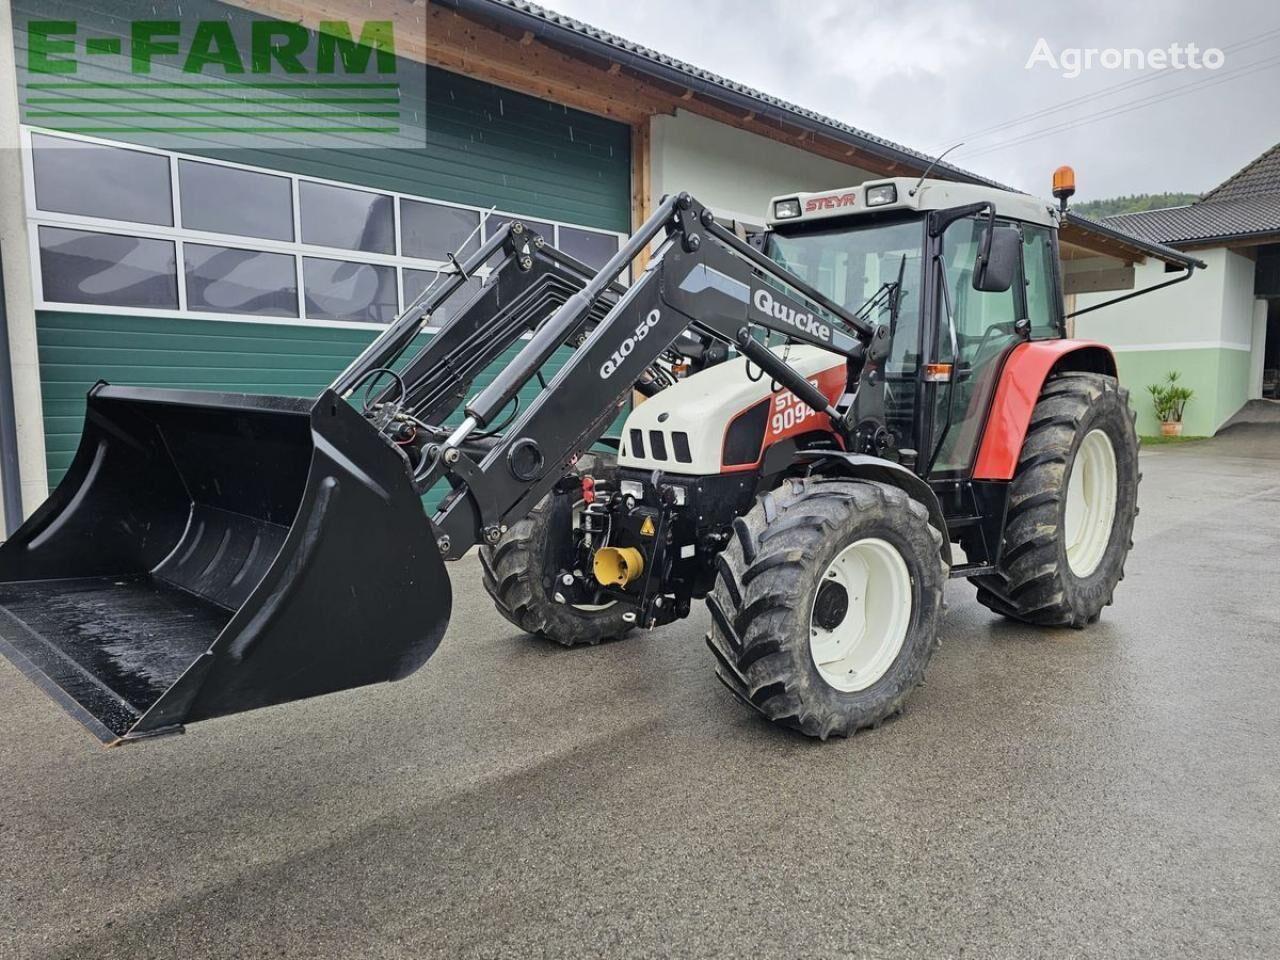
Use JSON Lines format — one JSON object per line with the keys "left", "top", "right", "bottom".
{"left": 22, "top": 18, "right": 402, "bottom": 141}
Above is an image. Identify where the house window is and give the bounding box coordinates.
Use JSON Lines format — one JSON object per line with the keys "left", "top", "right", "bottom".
{"left": 25, "top": 129, "right": 628, "bottom": 328}
{"left": 37, "top": 226, "right": 178, "bottom": 309}
{"left": 178, "top": 161, "right": 294, "bottom": 242}
{"left": 30, "top": 133, "right": 172, "bottom": 226}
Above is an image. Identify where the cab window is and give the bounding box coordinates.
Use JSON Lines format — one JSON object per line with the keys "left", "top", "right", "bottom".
{"left": 1021, "top": 224, "right": 1061, "bottom": 338}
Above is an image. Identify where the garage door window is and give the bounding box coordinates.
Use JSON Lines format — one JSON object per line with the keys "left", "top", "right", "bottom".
{"left": 300, "top": 181, "right": 395, "bottom": 255}
{"left": 30, "top": 133, "right": 173, "bottom": 227}
{"left": 37, "top": 226, "right": 178, "bottom": 309}
{"left": 558, "top": 226, "right": 620, "bottom": 269}
{"left": 404, "top": 269, "right": 485, "bottom": 322}
{"left": 185, "top": 244, "right": 298, "bottom": 318}
{"left": 26, "top": 129, "right": 627, "bottom": 328}
{"left": 402, "top": 201, "right": 481, "bottom": 261}
{"left": 304, "top": 258, "right": 398, "bottom": 324}
{"left": 179, "top": 161, "right": 294, "bottom": 243}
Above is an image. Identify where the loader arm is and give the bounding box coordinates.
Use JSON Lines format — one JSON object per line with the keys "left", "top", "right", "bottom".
{"left": 339, "top": 193, "right": 876, "bottom": 559}
{"left": 0, "top": 192, "right": 873, "bottom": 745}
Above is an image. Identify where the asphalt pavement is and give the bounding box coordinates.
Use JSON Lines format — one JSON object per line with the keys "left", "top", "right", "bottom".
{"left": 2, "top": 424, "right": 1278, "bottom": 959}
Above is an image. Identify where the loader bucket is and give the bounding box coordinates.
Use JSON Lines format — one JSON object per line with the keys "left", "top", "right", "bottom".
{"left": 0, "top": 385, "right": 451, "bottom": 744}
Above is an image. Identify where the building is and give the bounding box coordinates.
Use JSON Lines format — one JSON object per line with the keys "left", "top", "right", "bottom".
{"left": 1073, "top": 143, "right": 1280, "bottom": 436}
{"left": 0, "top": 0, "right": 1190, "bottom": 530}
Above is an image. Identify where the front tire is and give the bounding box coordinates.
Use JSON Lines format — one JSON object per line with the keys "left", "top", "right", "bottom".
{"left": 480, "top": 453, "right": 635, "bottom": 646}
{"left": 706, "top": 478, "right": 948, "bottom": 739}
{"left": 972, "top": 372, "right": 1139, "bottom": 627}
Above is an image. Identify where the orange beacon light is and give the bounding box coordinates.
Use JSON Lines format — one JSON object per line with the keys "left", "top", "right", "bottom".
{"left": 1052, "top": 165, "right": 1076, "bottom": 212}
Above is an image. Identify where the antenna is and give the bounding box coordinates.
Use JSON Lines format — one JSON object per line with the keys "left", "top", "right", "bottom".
{"left": 908, "top": 143, "right": 964, "bottom": 197}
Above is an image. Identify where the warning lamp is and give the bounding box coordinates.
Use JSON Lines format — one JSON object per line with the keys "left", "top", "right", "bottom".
{"left": 1052, "top": 165, "right": 1076, "bottom": 213}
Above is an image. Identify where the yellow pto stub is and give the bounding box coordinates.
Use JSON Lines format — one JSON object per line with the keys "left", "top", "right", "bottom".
{"left": 593, "top": 546, "right": 645, "bottom": 587}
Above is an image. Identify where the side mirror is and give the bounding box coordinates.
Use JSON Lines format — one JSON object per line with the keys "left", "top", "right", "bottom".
{"left": 973, "top": 223, "right": 1021, "bottom": 293}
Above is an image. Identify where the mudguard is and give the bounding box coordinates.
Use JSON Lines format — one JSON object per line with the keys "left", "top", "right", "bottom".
{"left": 972, "top": 340, "right": 1116, "bottom": 481}
{"left": 792, "top": 450, "right": 952, "bottom": 567}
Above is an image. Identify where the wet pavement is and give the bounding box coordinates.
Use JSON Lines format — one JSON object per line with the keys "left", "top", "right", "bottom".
{"left": 2, "top": 426, "right": 1278, "bottom": 959}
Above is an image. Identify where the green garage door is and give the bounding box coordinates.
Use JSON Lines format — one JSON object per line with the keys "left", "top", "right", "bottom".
{"left": 15, "top": 0, "right": 632, "bottom": 487}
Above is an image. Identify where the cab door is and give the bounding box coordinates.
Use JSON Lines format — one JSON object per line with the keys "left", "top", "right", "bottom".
{"left": 926, "top": 216, "right": 1028, "bottom": 476}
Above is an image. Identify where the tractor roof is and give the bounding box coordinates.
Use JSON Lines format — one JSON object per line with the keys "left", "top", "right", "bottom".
{"left": 765, "top": 177, "right": 1058, "bottom": 230}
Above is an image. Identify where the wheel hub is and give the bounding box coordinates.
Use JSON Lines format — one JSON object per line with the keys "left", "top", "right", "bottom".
{"left": 813, "top": 580, "right": 849, "bottom": 630}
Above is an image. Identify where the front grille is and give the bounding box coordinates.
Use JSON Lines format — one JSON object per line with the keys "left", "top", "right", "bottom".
{"left": 672, "top": 432, "right": 692, "bottom": 463}
{"left": 649, "top": 430, "right": 668, "bottom": 461}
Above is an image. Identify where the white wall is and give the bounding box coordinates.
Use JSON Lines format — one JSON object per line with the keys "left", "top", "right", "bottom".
{"left": 1073, "top": 248, "right": 1249, "bottom": 349}
{"left": 650, "top": 110, "right": 877, "bottom": 226}
{"left": 1074, "top": 245, "right": 1261, "bottom": 434}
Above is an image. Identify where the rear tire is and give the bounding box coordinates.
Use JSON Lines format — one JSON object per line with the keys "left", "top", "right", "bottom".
{"left": 706, "top": 478, "right": 947, "bottom": 739}
{"left": 480, "top": 453, "right": 635, "bottom": 647}
{"left": 972, "top": 372, "right": 1139, "bottom": 627}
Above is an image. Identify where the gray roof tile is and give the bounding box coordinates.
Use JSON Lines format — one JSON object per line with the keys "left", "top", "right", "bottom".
{"left": 1105, "top": 194, "right": 1280, "bottom": 245}
{"left": 1102, "top": 142, "right": 1280, "bottom": 245}
{"left": 1201, "top": 142, "right": 1280, "bottom": 202}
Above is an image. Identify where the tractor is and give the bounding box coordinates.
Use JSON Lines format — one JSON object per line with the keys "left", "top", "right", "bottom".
{"left": 0, "top": 170, "right": 1196, "bottom": 744}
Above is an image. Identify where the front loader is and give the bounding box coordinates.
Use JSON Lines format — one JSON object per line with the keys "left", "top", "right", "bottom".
{"left": 0, "top": 175, "right": 1199, "bottom": 744}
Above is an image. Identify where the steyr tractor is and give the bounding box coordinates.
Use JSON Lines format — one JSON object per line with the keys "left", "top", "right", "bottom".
{"left": 0, "top": 172, "right": 1195, "bottom": 745}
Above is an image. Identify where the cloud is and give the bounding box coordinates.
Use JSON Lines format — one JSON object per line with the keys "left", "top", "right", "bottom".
{"left": 532, "top": 0, "right": 1280, "bottom": 199}
{"left": 798, "top": 1, "right": 1009, "bottom": 94}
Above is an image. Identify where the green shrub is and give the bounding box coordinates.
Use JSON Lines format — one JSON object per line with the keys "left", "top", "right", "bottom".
{"left": 1147, "top": 371, "right": 1194, "bottom": 423}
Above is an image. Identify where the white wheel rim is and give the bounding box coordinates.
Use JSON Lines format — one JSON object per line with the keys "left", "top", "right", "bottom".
{"left": 1064, "top": 428, "right": 1118, "bottom": 577}
{"left": 808, "top": 538, "right": 913, "bottom": 693}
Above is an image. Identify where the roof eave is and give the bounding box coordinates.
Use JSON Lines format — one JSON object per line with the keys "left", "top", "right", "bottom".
{"left": 1167, "top": 228, "right": 1280, "bottom": 249}
{"left": 1063, "top": 212, "right": 1208, "bottom": 269}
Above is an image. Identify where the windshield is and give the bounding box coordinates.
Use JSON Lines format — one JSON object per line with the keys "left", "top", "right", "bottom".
{"left": 764, "top": 216, "right": 925, "bottom": 447}
{"left": 764, "top": 217, "right": 924, "bottom": 374}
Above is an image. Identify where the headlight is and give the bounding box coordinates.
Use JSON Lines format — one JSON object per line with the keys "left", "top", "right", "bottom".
{"left": 773, "top": 198, "right": 802, "bottom": 219}
{"left": 865, "top": 184, "right": 898, "bottom": 206}
{"left": 620, "top": 479, "right": 645, "bottom": 501}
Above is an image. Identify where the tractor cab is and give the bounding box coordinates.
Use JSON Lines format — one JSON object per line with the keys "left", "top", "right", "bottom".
{"left": 762, "top": 178, "right": 1066, "bottom": 478}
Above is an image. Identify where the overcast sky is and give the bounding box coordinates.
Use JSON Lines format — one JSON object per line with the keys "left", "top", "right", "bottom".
{"left": 534, "top": 0, "right": 1280, "bottom": 201}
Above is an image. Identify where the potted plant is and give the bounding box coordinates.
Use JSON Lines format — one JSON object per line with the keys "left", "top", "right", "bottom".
{"left": 1147, "top": 371, "right": 1194, "bottom": 437}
